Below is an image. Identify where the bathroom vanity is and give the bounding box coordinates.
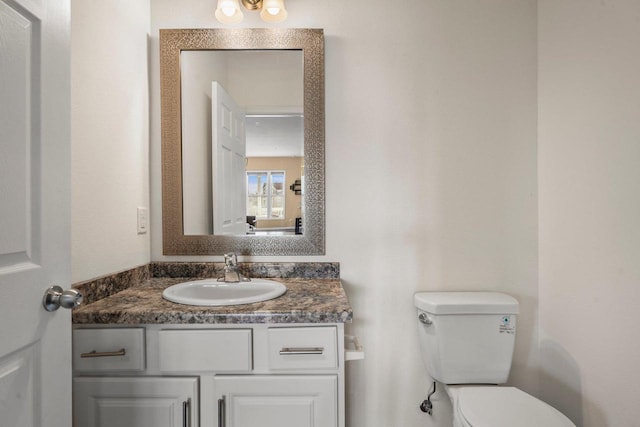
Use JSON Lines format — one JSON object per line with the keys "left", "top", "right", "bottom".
{"left": 72, "top": 24, "right": 341, "bottom": 427}
{"left": 71, "top": 272, "right": 355, "bottom": 427}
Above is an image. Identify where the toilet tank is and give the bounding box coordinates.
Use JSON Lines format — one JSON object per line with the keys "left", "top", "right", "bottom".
{"left": 414, "top": 292, "right": 519, "bottom": 385}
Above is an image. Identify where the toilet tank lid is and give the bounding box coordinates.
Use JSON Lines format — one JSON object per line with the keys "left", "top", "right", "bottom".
{"left": 414, "top": 292, "right": 519, "bottom": 315}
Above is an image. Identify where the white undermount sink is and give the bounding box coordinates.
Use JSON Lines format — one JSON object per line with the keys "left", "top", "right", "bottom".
{"left": 162, "top": 278, "right": 287, "bottom": 306}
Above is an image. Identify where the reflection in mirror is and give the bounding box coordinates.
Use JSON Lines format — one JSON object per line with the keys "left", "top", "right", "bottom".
{"left": 180, "top": 50, "right": 304, "bottom": 236}
{"left": 160, "top": 28, "right": 324, "bottom": 255}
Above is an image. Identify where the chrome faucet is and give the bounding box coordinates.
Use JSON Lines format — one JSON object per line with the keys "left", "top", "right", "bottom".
{"left": 219, "top": 253, "right": 251, "bottom": 283}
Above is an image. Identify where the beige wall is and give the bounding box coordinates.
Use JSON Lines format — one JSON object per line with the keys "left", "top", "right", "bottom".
{"left": 227, "top": 51, "right": 303, "bottom": 112}
{"left": 149, "top": 2, "right": 538, "bottom": 427}
{"left": 71, "top": 0, "right": 150, "bottom": 282}
{"left": 69, "top": 1, "right": 640, "bottom": 426}
{"left": 538, "top": 0, "right": 640, "bottom": 425}
{"left": 246, "top": 157, "right": 303, "bottom": 229}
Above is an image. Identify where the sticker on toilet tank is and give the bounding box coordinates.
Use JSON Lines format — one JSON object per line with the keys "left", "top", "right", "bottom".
{"left": 499, "top": 315, "right": 515, "bottom": 334}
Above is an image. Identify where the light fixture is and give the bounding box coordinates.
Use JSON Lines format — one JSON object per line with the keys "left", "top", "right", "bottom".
{"left": 215, "top": 0, "right": 288, "bottom": 24}
{"left": 260, "top": 0, "right": 288, "bottom": 23}
{"left": 215, "top": 0, "right": 243, "bottom": 24}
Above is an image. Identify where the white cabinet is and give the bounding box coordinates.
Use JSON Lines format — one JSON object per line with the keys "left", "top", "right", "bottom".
{"left": 267, "top": 326, "right": 338, "bottom": 370}
{"left": 73, "top": 377, "right": 198, "bottom": 427}
{"left": 158, "top": 329, "right": 253, "bottom": 373}
{"left": 214, "top": 375, "right": 337, "bottom": 427}
{"left": 73, "top": 328, "right": 145, "bottom": 372}
{"left": 73, "top": 324, "right": 349, "bottom": 427}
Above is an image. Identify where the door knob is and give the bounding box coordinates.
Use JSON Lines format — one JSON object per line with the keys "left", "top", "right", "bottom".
{"left": 43, "top": 286, "right": 83, "bottom": 311}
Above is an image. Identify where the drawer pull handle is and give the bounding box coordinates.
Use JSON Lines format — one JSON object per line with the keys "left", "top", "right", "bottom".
{"left": 279, "top": 347, "right": 324, "bottom": 355}
{"left": 80, "top": 348, "right": 126, "bottom": 358}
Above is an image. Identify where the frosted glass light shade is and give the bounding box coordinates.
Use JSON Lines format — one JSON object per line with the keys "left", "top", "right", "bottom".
{"left": 260, "top": 0, "right": 288, "bottom": 22}
{"left": 215, "top": 0, "right": 244, "bottom": 24}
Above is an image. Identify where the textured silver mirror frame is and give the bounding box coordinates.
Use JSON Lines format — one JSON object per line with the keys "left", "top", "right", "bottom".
{"left": 160, "top": 28, "right": 325, "bottom": 255}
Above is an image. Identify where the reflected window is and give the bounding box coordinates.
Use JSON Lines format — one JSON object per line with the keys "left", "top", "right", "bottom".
{"left": 246, "top": 170, "right": 285, "bottom": 219}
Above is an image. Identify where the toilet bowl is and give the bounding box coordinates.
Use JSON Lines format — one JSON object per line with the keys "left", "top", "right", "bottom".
{"left": 446, "top": 385, "right": 575, "bottom": 427}
{"left": 414, "top": 292, "right": 575, "bottom": 427}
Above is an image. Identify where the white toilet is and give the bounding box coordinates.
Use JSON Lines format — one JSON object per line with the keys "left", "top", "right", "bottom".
{"left": 414, "top": 292, "right": 575, "bottom": 427}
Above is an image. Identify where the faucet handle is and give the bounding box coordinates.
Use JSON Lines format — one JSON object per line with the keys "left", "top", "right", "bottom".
{"left": 223, "top": 253, "right": 237, "bottom": 267}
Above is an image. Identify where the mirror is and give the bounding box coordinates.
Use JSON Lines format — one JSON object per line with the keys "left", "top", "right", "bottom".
{"left": 160, "top": 28, "right": 324, "bottom": 255}
{"left": 180, "top": 50, "right": 303, "bottom": 237}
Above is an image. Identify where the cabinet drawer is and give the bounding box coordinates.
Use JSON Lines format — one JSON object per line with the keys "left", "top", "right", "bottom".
{"left": 268, "top": 326, "right": 337, "bottom": 370}
{"left": 158, "top": 329, "right": 252, "bottom": 372}
{"left": 73, "top": 328, "right": 145, "bottom": 372}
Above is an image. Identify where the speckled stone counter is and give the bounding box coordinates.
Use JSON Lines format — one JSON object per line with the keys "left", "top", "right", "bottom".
{"left": 72, "top": 277, "right": 352, "bottom": 324}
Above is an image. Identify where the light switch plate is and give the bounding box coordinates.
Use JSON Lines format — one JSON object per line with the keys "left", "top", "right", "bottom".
{"left": 137, "top": 207, "right": 148, "bottom": 234}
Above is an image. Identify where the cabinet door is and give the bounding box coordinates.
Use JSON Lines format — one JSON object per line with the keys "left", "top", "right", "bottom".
{"left": 214, "top": 375, "right": 337, "bottom": 427}
{"left": 74, "top": 377, "right": 198, "bottom": 427}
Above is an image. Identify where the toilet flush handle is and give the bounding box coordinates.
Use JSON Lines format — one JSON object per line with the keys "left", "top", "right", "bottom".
{"left": 418, "top": 313, "right": 432, "bottom": 326}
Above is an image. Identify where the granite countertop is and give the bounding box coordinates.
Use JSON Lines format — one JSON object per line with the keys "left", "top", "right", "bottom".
{"left": 72, "top": 277, "right": 353, "bottom": 325}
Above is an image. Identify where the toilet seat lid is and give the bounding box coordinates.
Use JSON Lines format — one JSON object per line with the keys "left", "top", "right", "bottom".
{"left": 457, "top": 387, "right": 575, "bottom": 427}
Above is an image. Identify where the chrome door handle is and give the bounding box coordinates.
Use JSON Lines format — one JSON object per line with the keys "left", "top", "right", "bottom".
{"left": 279, "top": 347, "right": 324, "bottom": 355}
{"left": 418, "top": 313, "right": 432, "bottom": 325}
{"left": 43, "top": 286, "right": 83, "bottom": 311}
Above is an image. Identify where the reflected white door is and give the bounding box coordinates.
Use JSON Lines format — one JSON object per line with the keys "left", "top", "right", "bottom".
{"left": 0, "top": 0, "right": 72, "bottom": 426}
{"left": 212, "top": 82, "right": 247, "bottom": 235}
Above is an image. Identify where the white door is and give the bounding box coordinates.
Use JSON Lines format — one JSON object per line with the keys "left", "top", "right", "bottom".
{"left": 73, "top": 377, "right": 198, "bottom": 427}
{"left": 0, "top": 0, "right": 72, "bottom": 426}
{"left": 212, "top": 82, "right": 247, "bottom": 235}
{"left": 214, "top": 375, "right": 338, "bottom": 427}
